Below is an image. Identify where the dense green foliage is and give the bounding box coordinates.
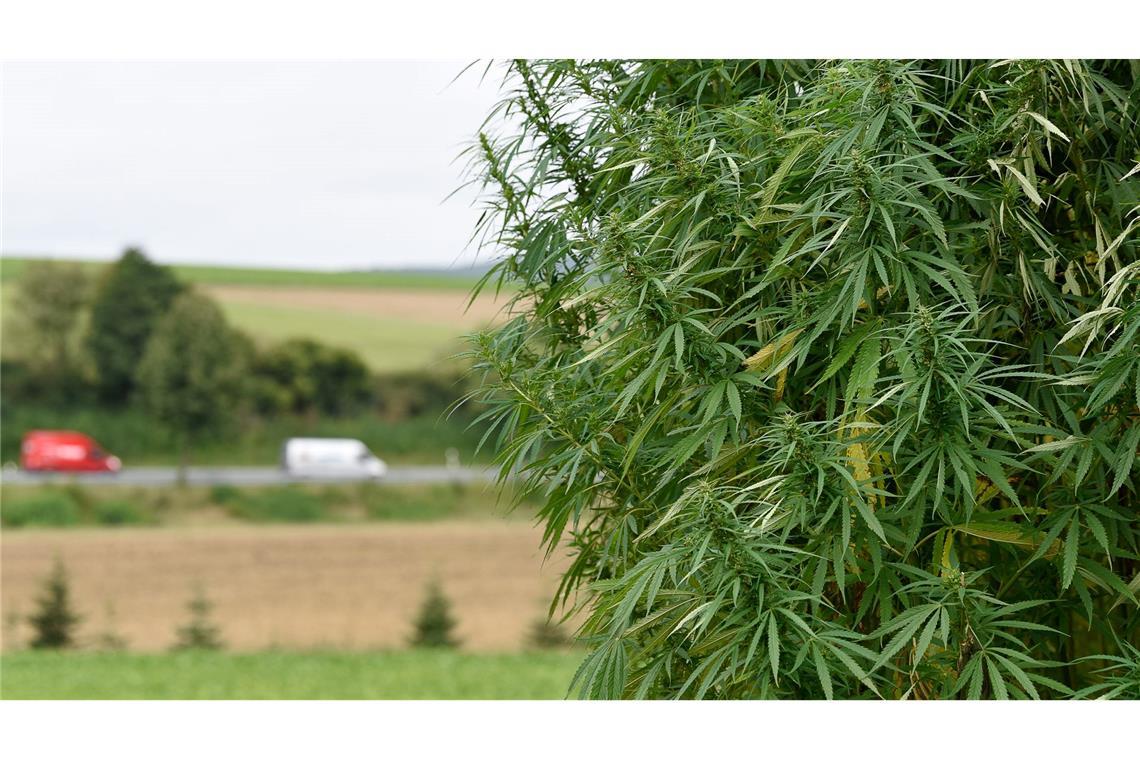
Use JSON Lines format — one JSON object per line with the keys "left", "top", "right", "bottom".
{"left": 250, "top": 338, "right": 373, "bottom": 415}
{"left": 86, "top": 248, "right": 185, "bottom": 402}
{"left": 91, "top": 499, "right": 147, "bottom": 526}
{"left": 469, "top": 60, "right": 1140, "bottom": 699}
{"left": 4, "top": 261, "right": 91, "bottom": 396}
{"left": 2, "top": 492, "right": 82, "bottom": 527}
{"left": 409, "top": 580, "right": 461, "bottom": 648}
{"left": 136, "top": 292, "right": 250, "bottom": 464}
{"left": 0, "top": 651, "right": 581, "bottom": 699}
{"left": 223, "top": 487, "right": 328, "bottom": 522}
{"left": 28, "top": 559, "right": 81, "bottom": 649}
{"left": 1, "top": 488, "right": 150, "bottom": 527}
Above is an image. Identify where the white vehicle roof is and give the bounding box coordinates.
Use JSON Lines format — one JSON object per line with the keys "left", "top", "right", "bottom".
{"left": 285, "top": 438, "right": 369, "bottom": 448}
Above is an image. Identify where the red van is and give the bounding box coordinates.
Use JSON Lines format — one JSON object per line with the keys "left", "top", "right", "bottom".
{"left": 20, "top": 430, "right": 122, "bottom": 473}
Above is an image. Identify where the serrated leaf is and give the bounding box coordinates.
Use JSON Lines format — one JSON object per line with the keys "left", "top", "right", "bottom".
{"left": 966, "top": 660, "right": 984, "bottom": 700}
{"left": 725, "top": 380, "right": 742, "bottom": 425}
{"left": 673, "top": 323, "right": 686, "bottom": 370}
{"left": 845, "top": 337, "right": 881, "bottom": 404}
{"left": 1109, "top": 424, "right": 1139, "bottom": 494}
{"left": 813, "top": 646, "right": 833, "bottom": 700}
{"left": 913, "top": 613, "right": 939, "bottom": 666}
{"left": 852, "top": 492, "right": 886, "bottom": 541}
{"left": 816, "top": 323, "right": 875, "bottom": 387}
{"left": 767, "top": 615, "right": 780, "bottom": 683}
{"left": 987, "top": 658, "right": 1009, "bottom": 700}
{"left": 1082, "top": 512, "right": 1111, "bottom": 562}
{"left": 1026, "top": 111, "right": 1070, "bottom": 142}
{"left": 1061, "top": 518, "right": 1080, "bottom": 590}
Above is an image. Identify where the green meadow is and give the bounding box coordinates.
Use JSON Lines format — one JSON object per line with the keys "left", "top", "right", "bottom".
{"left": 214, "top": 298, "right": 466, "bottom": 372}
{"left": 0, "top": 650, "right": 581, "bottom": 699}
{"left": 0, "top": 257, "right": 484, "bottom": 290}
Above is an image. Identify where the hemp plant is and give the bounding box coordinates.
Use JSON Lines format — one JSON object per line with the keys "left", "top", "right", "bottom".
{"left": 464, "top": 60, "right": 1140, "bottom": 699}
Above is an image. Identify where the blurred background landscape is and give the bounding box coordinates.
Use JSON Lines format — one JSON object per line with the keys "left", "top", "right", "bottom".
{"left": 0, "top": 62, "right": 582, "bottom": 699}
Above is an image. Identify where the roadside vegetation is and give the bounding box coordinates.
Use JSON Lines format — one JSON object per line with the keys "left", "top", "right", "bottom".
{"left": 0, "top": 404, "right": 487, "bottom": 467}
{"left": 469, "top": 59, "right": 1140, "bottom": 699}
{"left": 0, "top": 482, "right": 524, "bottom": 528}
{"left": 0, "top": 249, "right": 494, "bottom": 468}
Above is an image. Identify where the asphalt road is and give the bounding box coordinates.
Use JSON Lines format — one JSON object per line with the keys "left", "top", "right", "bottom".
{"left": 0, "top": 465, "right": 502, "bottom": 487}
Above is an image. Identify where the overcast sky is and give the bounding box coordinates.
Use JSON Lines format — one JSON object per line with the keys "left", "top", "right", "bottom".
{"left": 1, "top": 61, "right": 506, "bottom": 271}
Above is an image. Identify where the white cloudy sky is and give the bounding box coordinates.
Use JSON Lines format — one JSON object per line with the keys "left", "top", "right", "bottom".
{"left": 1, "top": 61, "right": 506, "bottom": 270}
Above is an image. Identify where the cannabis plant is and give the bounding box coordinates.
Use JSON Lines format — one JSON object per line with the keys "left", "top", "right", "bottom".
{"left": 466, "top": 60, "right": 1140, "bottom": 699}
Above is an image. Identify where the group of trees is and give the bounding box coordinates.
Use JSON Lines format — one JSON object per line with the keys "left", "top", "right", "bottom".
{"left": 470, "top": 60, "right": 1139, "bottom": 699}
{"left": 17, "top": 561, "right": 572, "bottom": 653}
{"left": 19, "top": 558, "right": 225, "bottom": 652}
{"left": 6, "top": 249, "right": 379, "bottom": 461}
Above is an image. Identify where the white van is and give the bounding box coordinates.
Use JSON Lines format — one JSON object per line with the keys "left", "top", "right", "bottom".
{"left": 281, "top": 438, "right": 388, "bottom": 480}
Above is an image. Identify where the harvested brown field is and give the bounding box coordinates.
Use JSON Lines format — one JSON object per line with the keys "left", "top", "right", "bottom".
{"left": 205, "top": 285, "right": 510, "bottom": 328}
{"left": 1, "top": 522, "right": 575, "bottom": 652}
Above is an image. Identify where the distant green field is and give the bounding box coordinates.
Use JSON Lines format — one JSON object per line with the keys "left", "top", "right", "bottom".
{"left": 1, "top": 257, "right": 509, "bottom": 372}
{"left": 0, "top": 651, "right": 581, "bottom": 699}
{"left": 216, "top": 298, "right": 466, "bottom": 372}
{"left": 0, "top": 256, "right": 487, "bottom": 290}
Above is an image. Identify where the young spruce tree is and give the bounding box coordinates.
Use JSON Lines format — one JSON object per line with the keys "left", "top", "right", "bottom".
{"left": 28, "top": 558, "right": 81, "bottom": 649}
{"left": 172, "top": 585, "right": 225, "bottom": 651}
{"left": 466, "top": 60, "right": 1140, "bottom": 699}
{"left": 409, "top": 579, "right": 461, "bottom": 649}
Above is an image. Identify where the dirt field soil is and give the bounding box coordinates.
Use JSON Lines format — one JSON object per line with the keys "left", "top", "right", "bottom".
{"left": 1, "top": 523, "right": 573, "bottom": 652}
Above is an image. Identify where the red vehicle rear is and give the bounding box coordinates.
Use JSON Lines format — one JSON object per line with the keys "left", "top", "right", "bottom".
{"left": 20, "top": 430, "right": 122, "bottom": 473}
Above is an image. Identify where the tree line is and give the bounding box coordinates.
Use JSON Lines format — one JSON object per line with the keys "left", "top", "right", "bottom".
{"left": 4, "top": 248, "right": 473, "bottom": 466}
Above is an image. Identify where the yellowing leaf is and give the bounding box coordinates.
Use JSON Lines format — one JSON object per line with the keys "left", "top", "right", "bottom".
{"left": 742, "top": 328, "right": 803, "bottom": 374}
{"left": 953, "top": 521, "right": 1061, "bottom": 559}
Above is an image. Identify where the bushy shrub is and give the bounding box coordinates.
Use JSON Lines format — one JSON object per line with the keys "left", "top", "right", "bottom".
{"left": 208, "top": 484, "right": 241, "bottom": 505}
{"left": 0, "top": 358, "right": 95, "bottom": 407}
{"left": 371, "top": 369, "right": 478, "bottom": 421}
{"left": 2, "top": 493, "right": 80, "bottom": 527}
{"left": 361, "top": 484, "right": 466, "bottom": 521}
{"left": 250, "top": 338, "right": 373, "bottom": 416}
{"left": 226, "top": 488, "right": 326, "bottom": 523}
{"left": 470, "top": 60, "right": 1140, "bottom": 699}
{"left": 93, "top": 500, "right": 145, "bottom": 526}
{"left": 409, "top": 579, "right": 461, "bottom": 649}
